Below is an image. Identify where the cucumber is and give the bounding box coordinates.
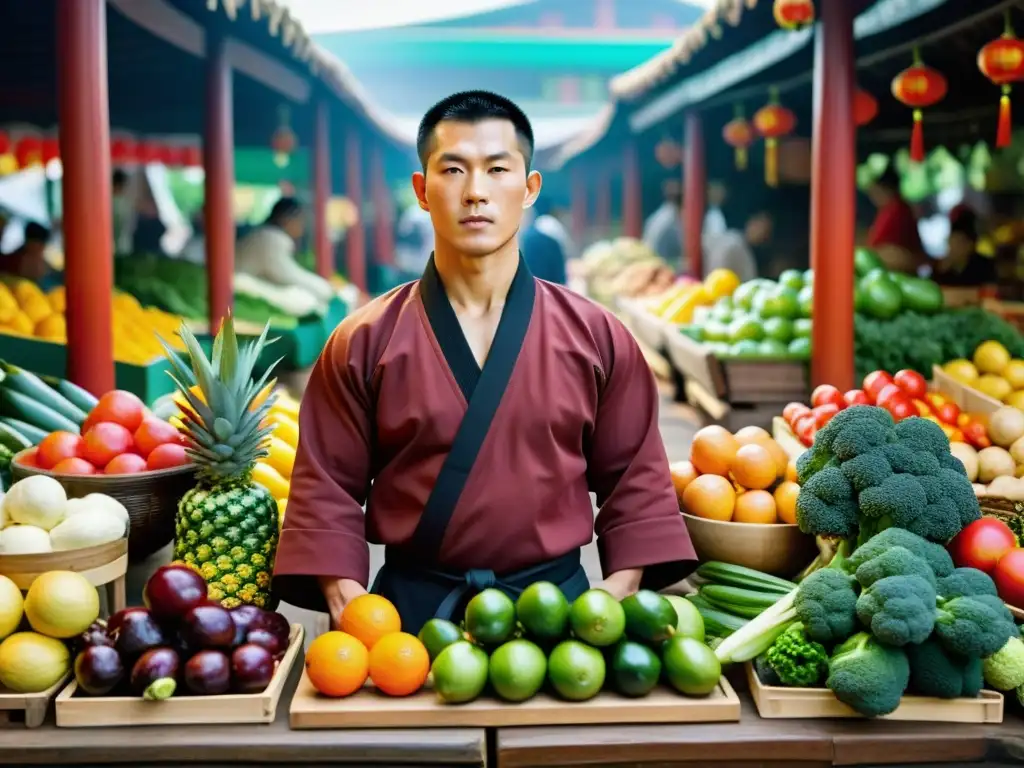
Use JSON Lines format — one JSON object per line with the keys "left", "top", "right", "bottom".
{"left": 700, "top": 584, "right": 784, "bottom": 611}
{"left": 39, "top": 374, "right": 99, "bottom": 413}
{"left": 0, "top": 418, "right": 48, "bottom": 445}
{"left": 685, "top": 594, "right": 747, "bottom": 637}
{"left": 0, "top": 388, "right": 80, "bottom": 434}
{"left": 699, "top": 591, "right": 769, "bottom": 620}
{"left": 695, "top": 562, "right": 797, "bottom": 594}
{"left": 0, "top": 420, "right": 32, "bottom": 451}
{"left": 0, "top": 363, "right": 87, "bottom": 425}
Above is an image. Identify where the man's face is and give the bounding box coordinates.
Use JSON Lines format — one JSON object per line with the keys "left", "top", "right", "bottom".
{"left": 412, "top": 118, "right": 541, "bottom": 258}
{"left": 746, "top": 214, "right": 773, "bottom": 246}
{"left": 283, "top": 215, "right": 304, "bottom": 241}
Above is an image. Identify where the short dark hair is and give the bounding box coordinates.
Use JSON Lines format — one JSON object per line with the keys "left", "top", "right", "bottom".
{"left": 112, "top": 169, "right": 128, "bottom": 188}
{"left": 416, "top": 90, "right": 535, "bottom": 171}
{"left": 874, "top": 165, "right": 901, "bottom": 193}
{"left": 267, "top": 196, "right": 302, "bottom": 225}
{"left": 24, "top": 222, "right": 49, "bottom": 243}
{"left": 949, "top": 204, "right": 979, "bottom": 241}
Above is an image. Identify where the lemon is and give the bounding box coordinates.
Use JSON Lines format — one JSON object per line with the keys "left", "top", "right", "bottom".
{"left": 704, "top": 269, "right": 740, "bottom": 300}
{"left": 1004, "top": 360, "right": 1024, "bottom": 390}
{"left": 23, "top": 571, "right": 99, "bottom": 639}
{"left": 1008, "top": 391, "right": 1024, "bottom": 411}
{"left": 943, "top": 359, "right": 979, "bottom": 385}
{"left": 0, "top": 575, "right": 23, "bottom": 641}
{"left": 0, "top": 631, "right": 69, "bottom": 693}
{"left": 975, "top": 341, "right": 1011, "bottom": 375}
{"left": 976, "top": 374, "right": 1013, "bottom": 402}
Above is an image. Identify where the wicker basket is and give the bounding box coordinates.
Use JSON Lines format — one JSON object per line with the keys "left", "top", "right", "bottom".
{"left": 9, "top": 451, "right": 196, "bottom": 562}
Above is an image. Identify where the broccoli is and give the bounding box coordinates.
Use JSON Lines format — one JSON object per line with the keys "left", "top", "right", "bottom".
{"left": 815, "top": 405, "right": 898, "bottom": 462}
{"left": 795, "top": 466, "right": 860, "bottom": 538}
{"left": 846, "top": 528, "right": 954, "bottom": 578}
{"left": 907, "top": 637, "right": 984, "bottom": 699}
{"left": 857, "top": 471, "right": 975, "bottom": 545}
{"left": 793, "top": 567, "right": 859, "bottom": 644}
{"left": 826, "top": 632, "right": 910, "bottom": 717}
{"left": 854, "top": 546, "right": 937, "bottom": 589}
{"left": 880, "top": 443, "right": 941, "bottom": 476}
{"left": 753, "top": 654, "right": 783, "bottom": 686}
{"left": 856, "top": 574, "right": 937, "bottom": 647}
{"left": 893, "top": 416, "right": 952, "bottom": 458}
{"left": 936, "top": 567, "right": 999, "bottom": 600}
{"left": 938, "top": 450, "right": 969, "bottom": 477}
{"left": 934, "top": 594, "right": 1016, "bottom": 658}
{"left": 983, "top": 636, "right": 1024, "bottom": 691}
{"left": 840, "top": 451, "right": 893, "bottom": 492}
{"left": 858, "top": 473, "right": 928, "bottom": 522}
{"left": 764, "top": 623, "right": 829, "bottom": 688}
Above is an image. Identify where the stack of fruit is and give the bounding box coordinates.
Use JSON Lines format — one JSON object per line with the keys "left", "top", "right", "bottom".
{"left": 671, "top": 426, "right": 799, "bottom": 525}
{"left": 952, "top": 406, "right": 1024, "bottom": 500}
{"left": 644, "top": 268, "right": 741, "bottom": 327}
{"left": 71, "top": 565, "right": 291, "bottom": 700}
{"left": 947, "top": 518, "right": 1024, "bottom": 620}
{"left": 307, "top": 585, "right": 721, "bottom": 705}
{"left": 0, "top": 570, "right": 101, "bottom": 694}
{"left": 852, "top": 248, "right": 945, "bottom": 321}
{"left": 942, "top": 341, "right": 1024, "bottom": 409}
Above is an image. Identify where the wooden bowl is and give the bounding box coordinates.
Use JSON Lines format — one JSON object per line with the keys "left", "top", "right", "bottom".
{"left": 0, "top": 537, "right": 128, "bottom": 591}
{"left": 10, "top": 450, "right": 196, "bottom": 562}
{"left": 682, "top": 513, "right": 817, "bottom": 578}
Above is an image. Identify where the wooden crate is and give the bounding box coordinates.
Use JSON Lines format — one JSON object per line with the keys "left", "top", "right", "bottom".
{"left": 618, "top": 298, "right": 671, "bottom": 352}
{"left": 745, "top": 664, "right": 1004, "bottom": 723}
{"left": 931, "top": 365, "right": 1002, "bottom": 416}
{"left": 664, "top": 330, "right": 726, "bottom": 399}
{"left": 290, "top": 673, "right": 741, "bottom": 730}
{"left": 771, "top": 417, "right": 809, "bottom": 461}
{"left": 0, "top": 674, "right": 69, "bottom": 728}
{"left": 54, "top": 624, "right": 304, "bottom": 728}
{"left": 721, "top": 359, "right": 809, "bottom": 405}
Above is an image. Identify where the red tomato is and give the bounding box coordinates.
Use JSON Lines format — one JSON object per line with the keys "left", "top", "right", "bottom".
{"left": 15, "top": 447, "right": 40, "bottom": 468}
{"left": 936, "top": 401, "right": 961, "bottom": 425}
{"left": 105, "top": 452, "right": 149, "bottom": 475}
{"left": 948, "top": 519, "right": 1018, "bottom": 574}
{"left": 811, "top": 403, "right": 840, "bottom": 429}
{"left": 82, "top": 422, "right": 135, "bottom": 468}
{"left": 86, "top": 390, "right": 146, "bottom": 433}
{"left": 794, "top": 414, "right": 816, "bottom": 446}
{"left": 51, "top": 457, "right": 97, "bottom": 475}
{"left": 36, "top": 431, "right": 85, "bottom": 470}
{"left": 783, "top": 402, "right": 811, "bottom": 425}
{"left": 133, "top": 417, "right": 183, "bottom": 458}
{"left": 956, "top": 412, "right": 971, "bottom": 429}
{"left": 147, "top": 443, "right": 191, "bottom": 470}
{"left": 843, "top": 389, "right": 870, "bottom": 407}
{"left": 963, "top": 421, "right": 992, "bottom": 449}
{"left": 875, "top": 383, "right": 904, "bottom": 409}
{"left": 885, "top": 395, "right": 916, "bottom": 422}
{"left": 893, "top": 369, "right": 927, "bottom": 400}
{"left": 862, "top": 370, "right": 893, "bottom": 403}
{"left": 994, "top": 549, "right": 1024, "bottom": 610}
{"left": 811, "top": 385, "right": 845, "bottom": 410}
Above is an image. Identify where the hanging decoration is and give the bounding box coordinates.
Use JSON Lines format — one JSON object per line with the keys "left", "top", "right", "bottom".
{"left": 111, "top": 137, "right": 137, "bottom": 165}
{"left": 773, "top": 0, "right": 814, "bottom": 31}
{"left": 14, "top": 136, "right": 43, "bottom": 169}
{"left": 181, "top": 145, "right": 202, "bottom": 168}
{"left": 654, "top": 137, "right": 682, "bottom": 168}
{"left": 753, "top": 88, "right": 796, "bottom": 187}
{"left": 854, "top": 88, "right": 879, "bottom": 127}
{"left": 978, "top": 9, "right": 1024, "bottom": 149}
{"left": 722, "top": 105, "right": 755, "bottom": 170}
{"left": 42, "top": 137, "right": 60, "bottom": 165}
{"left": 271, "top": 104, "right": 297, "bottom": 168}
{"left": 137, "top": 141, "right": 163, "bottom": 166}
{"left": 891, "top": 48, "right": 947, "bottom": 162}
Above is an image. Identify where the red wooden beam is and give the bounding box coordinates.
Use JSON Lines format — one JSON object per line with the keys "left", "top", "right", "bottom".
{"left": 810, "top": 0, "right": 856, "bottom": 391}
{"left": 204, "top": 36, "right": 234, "bottom": 332}
{"left": 683, "top": 113, "right": 705, "bottom": 278}
{"left": 345, "top": 129, "right": 367, "bottom": 292}
{"left": 57, "top": 0, "right": 114, "bottom": 396}
{"left": 371, "top": 143, "right": 395, "bottom": 266}
{"left": 570, "top": 165, "right": 587, "bottom": 242}
{"left": 622, "top": 139, "right": 642, "bottom": 239}
{"left": 313, "top": 99, "right": 332, "bottom": 279}
{"left": 595, "top": 169, "right": 611, "bottom": 235}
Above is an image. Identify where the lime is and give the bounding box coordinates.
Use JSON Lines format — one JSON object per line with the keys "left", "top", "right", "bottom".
{"left": 464, "top": 588, "right": 515, "bottom": 647}
{"left": 621, "top": 590, "right": 677, "bottom": 644}
{"left": 661, "top": 635, "right": 721, "bottom": 696}
{"left": 728, "top": 317, "right": 763, "bottom": 343}
{"left": 792, "top": 318, "right": 812, "bottom": 339}
{"left": 547, "top": 640, "right": 606, "bottom": 701}
{"left": 762, "top": 317, "right": 793, "bottom": 344}
{"left": 702, "top": 320, "right": 729, "bottom": 343}
{"left": 664, "top": 595, "right": 704, "bottom": 642}
{"left": 778, "top": 269, "right": 804, "bottom": 291}
{"left": 610, "top": 641, "right": 662, "bottom": 697}
{"left": 568, "top": 589, "right": 625, "bottom": 647}
{"left": 728, "top": 339, "right": 761, "bottom": 359}
{"left": 488, "top": 639, "right": 547, "bottom": 702}
{"left": 797, "top": 285, "right": 813, "bottom": 318}
{"left": 516, "top": 582, "right": 569, "bottom": 643}
{"left": 759, "top": 339, "right": 789, "bottom": 358}
{"left": 432, "top": 641, "right": 489, "bottom": 704}
{"left": 418, "top": 619, "right": 463, "bottom": 662}
{"left": 788, "top": 337, "right": 811, "bottom": 358}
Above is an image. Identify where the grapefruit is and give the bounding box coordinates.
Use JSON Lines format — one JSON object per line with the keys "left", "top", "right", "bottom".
{"left": 682, "top": 474, "right": 736, "bottom": 521}
{"left": 690, "top": 426, "right": 739, "bottom": 476}
{"left": 0, "top": 631, "right": 70, "bottom": 693}
{"left": 24, "top": 571, "right": 100, "bottom": 639}
{"left": 0, "top": 575, "right": 23, "bottom": 641}
{"left": 733, "top": 490, "right": 778, "bottom": 524}
{"left": 730, "top": 444, "right": 777, "bottom": 490}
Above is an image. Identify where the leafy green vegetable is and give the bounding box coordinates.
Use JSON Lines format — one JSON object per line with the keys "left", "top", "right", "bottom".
{"left": 764, "top": 623, "right": 829, "bottom": 687}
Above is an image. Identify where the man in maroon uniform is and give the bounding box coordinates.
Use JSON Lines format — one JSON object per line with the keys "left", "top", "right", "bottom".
{"left": 273, "top": 91, "right": 695, "bottom": 634}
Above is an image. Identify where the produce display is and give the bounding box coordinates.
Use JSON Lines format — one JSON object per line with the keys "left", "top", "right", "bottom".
{"left": 307, "top": 585, "right": 721, "bottom": 704}
{"left": 671, "top": 425, "right": 798, "bottom": 525}
{"left": 713, "top": 405, "right": 1019, "bottom": 717}
{"left": 575, "top": 238, "right": 676, "bottom": 307}
{"left": 942, "top": 340, "right": 1024, "bottom": 409}
{"left": 684, "top": 562, "right": 796, "bottom": 644}
{"left": 71, "top": 565, "right": 291, "bottom": 699}
{"left": 852, "top": 248, "right": 945, "bottom": 321}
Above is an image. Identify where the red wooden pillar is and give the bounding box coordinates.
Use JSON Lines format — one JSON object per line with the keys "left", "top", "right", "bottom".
{"left": 595, "top": 170, "right": 611, "bottom": 236}
{"left": 683, "top": 113, "right": 706, "bottom": 278}
{"left": 371, "top": 142, "right": 394, "bottom": 266}
{"left": 57, "top": 0, "right": 114, "bottom": 395}
{"left": 345, "top": 128, "right": 366, "bottom": 292}
{"left": 570, "top": 165, "right": 586, "bottom": 242}
{"left": 622, "top": 139, "right": 642, "bottom": 238}
{"left": 204, "top": 35, "right": 234, "bottom": 331}
{"left": 810, "top": 0, "right": 856, "bottom": 391}
{"left": 312, "top": 99, "right": 332, "bottom": 279}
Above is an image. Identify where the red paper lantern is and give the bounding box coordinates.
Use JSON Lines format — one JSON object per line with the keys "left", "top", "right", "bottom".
{"left": 14, "top": 137, "right": 43, "bottom": 169}
{"left": 773, "top": 0, "right": 814, "bottom": 30}
{"left": 978, "top": 12, "right": 1024, "bottom": 149}
{"left": 654, "top": 138, "right": 682, "bottom": 168}
{"left": 854, "top": 89, "right": 879, "bottom": 127}
{"left": 111, "top": 138, "right": 137, "bottom": 164}
{"left": 42, "top": 138, "right": 60, "bottom": 164}
{"left": 136, "top": 141, "right": 163, "bottom": 165}
{"left": 722, "top": 110, "right": 755, "bottom": 170}
{"left": 891, "top": 49, "right": 947, "bottom": 162}
{"left": 181, "top": 145, "right": 202, "bottom": 168}
{"left": 753, "top": 92, "right": 796, "bottom": 187}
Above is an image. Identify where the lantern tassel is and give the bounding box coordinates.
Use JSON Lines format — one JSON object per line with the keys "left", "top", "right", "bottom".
{"left": 765, "top": 138, "right": 779, "bottom": 187}
{"left": 910, "top": 109, "right": 925, "bottom": 163}
{"left": 998, "top": 85, "right": 1013, "bottom": 149}
{"left": 736, "top": 146, "right": 748, "bottom": 171}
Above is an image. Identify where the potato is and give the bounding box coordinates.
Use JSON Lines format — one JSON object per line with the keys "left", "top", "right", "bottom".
{"left": 949, "top": 442, "right": 979, "bottom": 482}
{"left": 988, "top": 406, "right": 1024, "bottom": 448}
{"left": 978, "top": 446, "right": 1017, "bottom": 483}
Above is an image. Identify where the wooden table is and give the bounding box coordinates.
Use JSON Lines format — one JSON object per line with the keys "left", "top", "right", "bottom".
{"left": 1, "top": 662, "right": 486, "bottom": 767}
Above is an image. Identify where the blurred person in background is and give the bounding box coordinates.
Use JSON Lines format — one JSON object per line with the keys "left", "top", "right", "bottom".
{"left": 643, "top": 179, "right": 683, "bottom": 271}
{"left": 533, "top": 198, "right": 575, "bottom": 261}
{"left": 111, "top": 169, "right": 136, "bottom": 255}
{"left": 866, "top": 166, "right": 926, "bottom": 273}
{"left": 0, "top": 222, "right": 54, "bottom": 286}
{"left": 522, "top": 205, "right": 567, "bottom": 285}
{"left": 703, "top": 181, "right": 728, "bottom": 238}
{"left": 933, "top": 204, "right": 996, "bottom": 288}
{"left": 701, "top": 211, "right": 771, "bottom": 284}
{"left": 395, "top": 201, "right": 435, "bottom": 278}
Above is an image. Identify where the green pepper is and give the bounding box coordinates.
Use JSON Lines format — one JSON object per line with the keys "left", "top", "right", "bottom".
{"left": 898, "top": 276, "right": 944, "bottom": 314}
{"left": 858, "top": 271, "right": 902, "bottom": 320}
{"left": 854, "top": 247, "right": 884, "bottom": 277}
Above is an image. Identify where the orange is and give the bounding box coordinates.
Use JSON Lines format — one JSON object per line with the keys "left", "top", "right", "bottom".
{"left": 682, "top": 474, "right": 736, "bottom": 521}
{"left": 774, "top": 481, "right": 801, "bottom": 525}
{"left": 785, "top": 459, "right": 799, "bottom": 483}
{"left": 669, "top": 461, "right": 699, "bottom": 502}
{"left": 729, "top": 443, "right": 777, "bottom": 490}
{"left": 761, "top": 439, "right": 791, "bottom": 480}
{"left": 368, "top": 632, "right": 430, "bottom": 697}
{"left": 341, "top": 594, "right": 402, "bottom": 650}
{"left": 690, "top": 426, "right": 739, "bottom": 476}
{"left": 305, "top": 631, "right": 369, "bottom": 697}
{"left": 733, "top": 426, "right": 771, "bottom": 445}
{"left": 733, "top": 490, "right": 778, "bottom": 524}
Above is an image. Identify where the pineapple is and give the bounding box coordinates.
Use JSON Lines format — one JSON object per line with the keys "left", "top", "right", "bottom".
{"left": 159, "top": 315, "right": 283, "bottom": 609}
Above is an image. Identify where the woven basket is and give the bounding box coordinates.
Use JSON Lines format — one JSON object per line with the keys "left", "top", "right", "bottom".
{"left": 10, "top": 450, "right": 196, "bottom": 563}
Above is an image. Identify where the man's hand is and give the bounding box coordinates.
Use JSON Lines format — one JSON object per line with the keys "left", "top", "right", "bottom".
{"left": 594, "top": 568, "right": 643, "bottom": 600}
{"left": 318, "top": 576, "right": 368, "bottom": 629}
